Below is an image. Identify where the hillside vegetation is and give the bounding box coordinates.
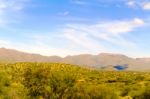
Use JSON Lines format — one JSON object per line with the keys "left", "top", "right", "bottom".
{"left": 0, "top": 62, "right": 149, "bottom": 99}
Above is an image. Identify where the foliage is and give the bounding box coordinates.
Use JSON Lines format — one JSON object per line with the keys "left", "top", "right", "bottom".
{"left": 0, "top": 62, "right": 149, "bottom": 99}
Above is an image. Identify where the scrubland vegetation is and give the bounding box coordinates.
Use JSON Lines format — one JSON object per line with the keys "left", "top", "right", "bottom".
{"left": 0, "top": 62, "right": 149, "bottom": 99}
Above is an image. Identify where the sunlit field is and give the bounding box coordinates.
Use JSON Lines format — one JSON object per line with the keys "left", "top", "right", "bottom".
{"left": 0, "top": 62, "right": 149, "bottom": 99}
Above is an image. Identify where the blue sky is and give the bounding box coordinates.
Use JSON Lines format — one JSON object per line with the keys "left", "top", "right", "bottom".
{"left": 0, "top": 0, "right": 150, "bottom": 57}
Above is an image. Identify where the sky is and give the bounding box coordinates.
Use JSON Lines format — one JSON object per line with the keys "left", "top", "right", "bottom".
{"left": 0, "top": 0, "right": 150, "bottom": 57}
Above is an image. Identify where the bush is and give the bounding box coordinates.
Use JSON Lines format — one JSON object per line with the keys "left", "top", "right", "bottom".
{"left": 132, "top": 86, "right": 150, "bottom": 99}
{"left": 23, "top": 63, "right": 78, "bottom": 99}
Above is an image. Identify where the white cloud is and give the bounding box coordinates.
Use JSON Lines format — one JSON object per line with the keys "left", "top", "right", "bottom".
{"left": 64, "top": 28, "right": 103, "bottom": 50}
{"left": 22, "top": 47, "right": 92, "bottom": 57}
{"left": 0, "top": 37, "right": 96, "bottom": 57}
{"left": 127, "top": 1, "right": 136, "bottom": 8}
{"left": 126, "top": 1, "right": 150, "bottom": 11}
{"left": 63, "top": 11, "right": 69, "bottom": 16}
{"left": 105, "top": 18, "right": 144, "bottom": 35}
{"left": 0, "top": 0, "right": 29, "bottom": 26}
{"left": 0, "top": 18, "right": 146, "bottom": 57}
{"left": 143, "top": 2, "right": 150, "bottom": 10}
{"left": 58, "top": 11, "right": 69, "bottom": 16}
{"left": 70, "top": 0, "right": 87, "bottom": 5}
{"left": 64, "top": 18, "right": 144, "bottom": 48}
{"left": 0, "top": 0, "right": 29, "bottom": 10}
{"left": 0, "top": 39, "right": 10, "bottom": 46}
{"left": 4, "top": 18, "right": 143, "bottom": 57}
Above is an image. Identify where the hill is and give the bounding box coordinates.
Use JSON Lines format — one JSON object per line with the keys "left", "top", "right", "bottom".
{"left": 0, "top": 48, "right": 150, "bottom": 71}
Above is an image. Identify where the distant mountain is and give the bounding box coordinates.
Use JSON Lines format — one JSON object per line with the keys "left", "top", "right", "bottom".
{"left": 0, "top": 48, "right": 61, "bottom": 62}
{"left": 0, "top": 48, "right": 150, "bottom": 71}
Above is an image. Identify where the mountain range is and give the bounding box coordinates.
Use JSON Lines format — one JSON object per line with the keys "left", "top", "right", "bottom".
{"left": 0, "top": 48, "right": 150, "bottom": 71}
